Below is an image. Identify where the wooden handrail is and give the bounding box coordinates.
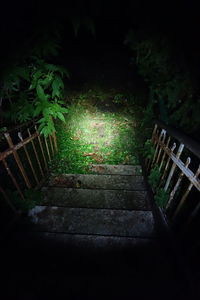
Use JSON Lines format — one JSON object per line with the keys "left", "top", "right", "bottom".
{"left": 146, "top": 121, "right": 200, "bottom": 230}
{"left": 0, "top": 118, "right": 39, "bottom": 137}
{"left": 155, "top": 120, "right": 200, "bottom": 159}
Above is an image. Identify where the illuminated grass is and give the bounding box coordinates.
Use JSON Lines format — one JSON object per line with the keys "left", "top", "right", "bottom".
{"left": 49, "top": 89, "right": 139, "bottom": 174}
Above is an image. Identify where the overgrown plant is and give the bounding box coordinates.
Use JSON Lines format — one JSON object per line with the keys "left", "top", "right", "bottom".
{"left": 148, "top": 164, "right": 169, "bottom": 208}
{"left": 0, "top": 17, "right": 95, "bottom": 136}
{"left": 124, "top": 30, "right": 200, "bottom": 137}
{"left": 2, "top": 59, "right": 69, "bottom": 136}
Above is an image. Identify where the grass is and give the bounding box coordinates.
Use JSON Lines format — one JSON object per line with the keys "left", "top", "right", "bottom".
{"left": 49, "top": 88, "right": 139, "bottom": 174}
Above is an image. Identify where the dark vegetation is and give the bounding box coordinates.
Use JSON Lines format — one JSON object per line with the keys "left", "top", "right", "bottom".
{"left": 1, "top": 2, "right": 200, "bottom": 141}
{"left": 0, "top": 2, "right": 199, "bottom": 211}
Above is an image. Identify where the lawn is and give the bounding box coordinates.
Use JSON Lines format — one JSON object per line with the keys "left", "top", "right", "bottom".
{"left": 49, "top": 88, "right": 139, "bottom": 174}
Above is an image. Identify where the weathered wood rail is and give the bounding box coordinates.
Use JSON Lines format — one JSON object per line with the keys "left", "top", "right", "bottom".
{"left": 146, "top": 120, "right": 200, "bottom": 230}
{"left": 0, "top": 119, "right": 57, "bottom": 213}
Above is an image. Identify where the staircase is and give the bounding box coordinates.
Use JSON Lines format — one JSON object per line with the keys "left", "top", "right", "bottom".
{"left": 28, "top": 164, "right": 155, "bottom": 240}
{"left": 2, "top": 164, "right": 191, "bottom": 299}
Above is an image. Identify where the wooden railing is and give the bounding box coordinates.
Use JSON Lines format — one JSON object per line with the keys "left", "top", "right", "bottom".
{"left": 0, "top": 119, "right": 58, "bottom": 215}
{"left": 146, "top": 121, "right": 200, "bottom": 230}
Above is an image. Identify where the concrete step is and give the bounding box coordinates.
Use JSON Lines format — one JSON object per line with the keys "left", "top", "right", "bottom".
{"left": 27, "top": 206, "right": 156, "bottom": 238}
{"left": 48, "top": 174, "right": 146, "bottom": 190}
{"left": 8, "top": 231, "right": 157, "bottom": 254}
{"left": 41, "top": 187, "right": 150, "bottom": 210}
{"left": 90, "top": 164, "right": 142, "bottom": 175}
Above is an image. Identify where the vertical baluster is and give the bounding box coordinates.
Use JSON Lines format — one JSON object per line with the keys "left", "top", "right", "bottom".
{"left": 166, "top": 157, "right": 191, "bottom": 211}
{"left": 44, "top": 136, "right": 51, "bottom": 161}
{"left": 35, "top": 126, "right": 47, "bottom": 169}
{"left": 52, "top": 130, "right": 58, "bottom": 152}
{"left": 18, "top": 132, "right": 39, "bottom": 185}
{"left": 146, "top": 124, "right": 157, "bottom": 170}
{"left": 4, "top": 133, "right": 31, "bottom": 189}
{"left": 49, "top": 135, "right": 54, "bottom": 156}
{"left": 160, "top": 142, "right": 176, "bottom": 186}
{"left": 164, "top": 143, "right": 184, "bottom": 192}
{"left": 27, "top": 129, "right": 44, "bottom": 177}
{"left": 151, "top": 129, "right": 165, "bottom": 169}
{"left": 50, "top": 116, "right": 58, "bottom": 153}
{"left": 1, "top": 159, "right": 25, "bottom": 200}
{"left": 159, "top": 136, "right": 171, "bottom": 171}
{"left": 156, "top": 130, "right": 166, "bottom": 165}
{"left": 0, "top": 185, "right": 17, "bottom": 213}
{"left": 173, "top": 165, "right": 200, "bottom": 218}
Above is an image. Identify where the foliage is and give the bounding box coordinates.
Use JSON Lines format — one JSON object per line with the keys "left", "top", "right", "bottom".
{"left": 30, "top": 58, "right": 69, "bottom": 136}
{"left": 0, "top": 127, "right": 7, "bottom": 142}
{"left": 49, "top": 88, "right": 139, "bottom": 174}
{"left": 113, "top": 93, "right": 127, "bottom": 104}
{"left": 1, "top": 15, "right": 97, "bottom": 136}
{"left": 154, "top": 188, "right": 169, "bottom": 208}
{"left": 148, "top": 164, "right": 160, "bottom": 190}
{"left": 1, "top": 36, "right": 69, "bottom": 136}
{"left": 148, "top": 164, "right": 169, "bottom": 208}
{"left": 125, "top": 30, "right": 200, "bottom": 137}
{"left": 143, "top": 139, "right": 155, "bottom": 159}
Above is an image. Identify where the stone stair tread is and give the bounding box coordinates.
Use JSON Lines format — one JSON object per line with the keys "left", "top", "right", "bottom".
{"left": 27, "top": 206, "right": 156, "bottom": 237}
{"left": 9, "top": 231, "right": 157, "bottom": 253}
{"left": 90, "top": 164, "right": 142, "bottom": 175}
{"left": 48, "top": 173, "right": 146, "bottom": 190}
{"left": 41, "top": 187, "right": 150, "bottom": 210}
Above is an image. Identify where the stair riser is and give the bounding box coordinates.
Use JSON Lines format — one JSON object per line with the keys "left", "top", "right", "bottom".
{"left": 42, "top": 187, "right": 150, "bottom": 210}
{"left": 90, "top": 164, "right": 142, "bottom": 175}
{"left": 49, "top": 174, "right": 146, "bottom": 190}
{"left": 28, "top": 206, "right": 156, "bottom": 238}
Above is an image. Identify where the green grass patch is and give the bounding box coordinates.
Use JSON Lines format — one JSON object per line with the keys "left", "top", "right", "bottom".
{"left": 49, "top": 89, "right": 139, "bottom": 174}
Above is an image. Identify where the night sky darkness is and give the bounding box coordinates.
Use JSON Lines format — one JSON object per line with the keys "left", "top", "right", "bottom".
{"left": 1, "top": 1, "right": 200, "bottom": 75}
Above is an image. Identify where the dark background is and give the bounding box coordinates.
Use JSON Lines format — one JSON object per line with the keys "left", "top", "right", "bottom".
{"left": 1, "top": 1, "right": 200, "bottom": 67}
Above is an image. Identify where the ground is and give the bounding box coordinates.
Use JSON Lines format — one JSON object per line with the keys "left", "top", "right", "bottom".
{"left": 50, "top": 87, "right": 139, "bottom": 174}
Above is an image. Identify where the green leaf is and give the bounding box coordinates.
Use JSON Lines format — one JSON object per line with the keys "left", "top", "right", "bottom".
{"left": 57, "top": 112, "right": 65, "bottom": 122}
{"left": 30, "top": 70, "right": 43, "bottom": 89}
{"left": 36, "top": 84, "right": 46, "bottom": 101}
{"left": 52, "top": 76, "right": 64, "bottom": 98}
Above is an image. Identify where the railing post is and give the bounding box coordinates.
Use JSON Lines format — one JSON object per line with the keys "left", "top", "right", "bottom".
{"left": 35, "top": 126, "right": 48, "bottom": 169}
{"left": 173, "top": 165, "right": 200, "bottom": 218}
{"left": 18, "top": 131, "right": 39, "bottom": 185}
{"left": 166, "top": 157, "right": 191, "bottom": 211}
{"left": 52, "top": 131, "right": 58, "bottom": 152}
{"left": 27, "top": 128, "right": 44, "bottom": 178}
{"left": 164, "top": 143, "right": 184, "bottom": 192}
{"left": 4, "top": 133, "right": 31, "bottom": 189}
{"left": 1, "top": 158, "right": 25, "bottom": 200}
{"left": 160, "top": 142, "right": 176, "bottom": 185}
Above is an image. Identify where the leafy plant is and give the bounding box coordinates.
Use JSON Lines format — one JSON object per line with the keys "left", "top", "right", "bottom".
{"left": 113, "top": 93, "right": 127, "bottom": 104}
{"left": 2, "top": 57, "right": 69, "bottom": 136}
{"left": 148, "top": 164, "right": 169, "bottom": 208}
{"left": 29, "top": 58, "right": 69, "bottom": 136}
{"left": 148, "top": 164, "right": 160, "bottom": 191}
{"left": 154, "top": 188, "right": 169, "bottom": 208}
{"left": 125, "top": 29, "right": 200, "bottom": 137}
{"left": 143, "top": 139, "right": 155, "bottom": 159}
